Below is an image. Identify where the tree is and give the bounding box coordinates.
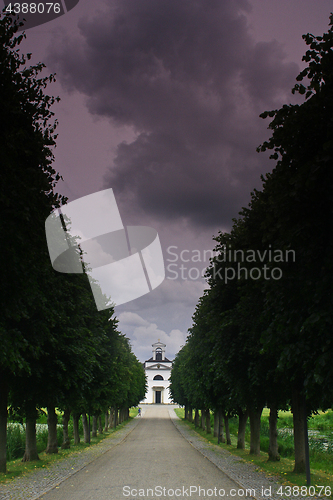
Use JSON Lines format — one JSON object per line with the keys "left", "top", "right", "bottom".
{"left": 0, "top": 14, "right": 66, "bottom": 472}
{"left": 256, "top": 13, "right": 333, "bottom": 472}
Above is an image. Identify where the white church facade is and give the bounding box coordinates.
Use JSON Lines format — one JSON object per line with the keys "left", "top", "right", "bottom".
{"left": 142, "top": 341, "right": 173, "bottom": 404}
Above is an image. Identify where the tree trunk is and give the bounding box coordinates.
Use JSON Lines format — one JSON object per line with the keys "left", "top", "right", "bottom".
{"left": 0, "top": 376, "right": 8, "bottom": 473}
{"left": 61, "top": 408, "right": 71, "bottom": 449}
{"left": 109, "top": 408, "right": 113, "bottom": 428}
{"left": 201, "top": 410, "right": 205, "bottom": 430}
{"left": 82, "top": 413, "right": 90, "bottom": 443}
{"left": 237, "top": 409, "right": 248, "bottom": 449}
{"left": 91, "top": 415, "right": 98, "bottom": 438}
{"left": 184, "top": 404, "right": 188, "bottom": 421}
{"left": 98, "top": 415, "right": 103, "bottom": 434}
{"left": 214, "top": 412, "right": 219, "bottom": 438}
{"left": 113, "top": 408, "right": 118, "bottom": 429}
{"left": 218, "top": 409, "right": 225, "bottom": 443}
{"left": 22, "top": 418, "right": 39, "bottom": 461}
{"left": 46, "top": 406, "right": 58, "bottom": 454}
{"left": 292, "top": 388, "right": 306, "bottom": 473}
{"left": 249, "top": 407, "right": 263, "bottom": 455}
{"left": 268, "top": 404, "right": 280, "bottom": 461}
{"left": 188, "top": 405, "right": 192, "bottom": 422}
{"left": 73, "top": 413, "right": 80, "bottom": 445}
{"left": 194, "top": 409, "right": 200, "bottom": 428}
{"left": 205, "top": 409, "right": 211, "bottom": 434}
{"left": 104, "top": 411, "right": 109, "bottom": 432}
{"left": 224, "top": 414, "right": 231, "bottom": 445}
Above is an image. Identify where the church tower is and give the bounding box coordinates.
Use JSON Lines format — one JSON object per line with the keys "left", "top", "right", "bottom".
{"left": 142, "top": 340, "right": 173, "bottom": 404}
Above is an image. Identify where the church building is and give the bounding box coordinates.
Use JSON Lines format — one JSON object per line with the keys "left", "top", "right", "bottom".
{"left": 142, "top": 340, "right": 173, "bottom": 404}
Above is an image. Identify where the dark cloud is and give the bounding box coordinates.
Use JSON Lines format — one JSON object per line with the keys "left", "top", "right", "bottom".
{"left": 47, "top": 0, "right": 299, "bottom": 229}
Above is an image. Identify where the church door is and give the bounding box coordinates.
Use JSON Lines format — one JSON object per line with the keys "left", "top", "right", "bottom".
{"left": 155, "top": 391, "right": 161, "bottom": 404}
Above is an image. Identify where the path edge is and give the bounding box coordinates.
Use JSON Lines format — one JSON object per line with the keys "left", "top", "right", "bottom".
{"left": 169, "top": 408, "right": 285, "bottom": 500}
{"left": 33, "top": 417, "right": 141, "bottom": 500}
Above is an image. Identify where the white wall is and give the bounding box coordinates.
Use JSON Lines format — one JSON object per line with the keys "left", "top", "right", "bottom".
{"left": 142, "top": 363, "right": 173, "bottom": 404}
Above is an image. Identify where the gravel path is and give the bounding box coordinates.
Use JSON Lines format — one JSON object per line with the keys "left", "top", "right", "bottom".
{"left": 39, "top": 404, "right": 244, "bottom": 500}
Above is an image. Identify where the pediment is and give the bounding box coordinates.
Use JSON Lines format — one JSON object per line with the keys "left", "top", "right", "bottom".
{"left": 146, "top": 363, "right": 171, "bottom": 370}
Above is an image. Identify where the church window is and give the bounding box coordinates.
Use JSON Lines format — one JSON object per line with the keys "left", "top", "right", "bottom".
{"left": 153, "top": 375, "right": 164, "bottom": 380}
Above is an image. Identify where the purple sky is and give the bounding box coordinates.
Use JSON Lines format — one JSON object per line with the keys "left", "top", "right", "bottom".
{"left": 15, "top": 0, "right": 333, "bottom": 361}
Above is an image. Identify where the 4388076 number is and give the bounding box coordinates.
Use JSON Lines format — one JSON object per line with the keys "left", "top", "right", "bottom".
{"left": 4, "top": 3, "right": 61, "bottom": 14}
{"left": 277, "top": 485, "right": 332, "bottom": 497}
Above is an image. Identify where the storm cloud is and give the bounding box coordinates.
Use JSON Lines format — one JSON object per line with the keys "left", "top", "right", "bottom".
{"left": 47, "top": 0, "right": 299, "bottom": 230}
